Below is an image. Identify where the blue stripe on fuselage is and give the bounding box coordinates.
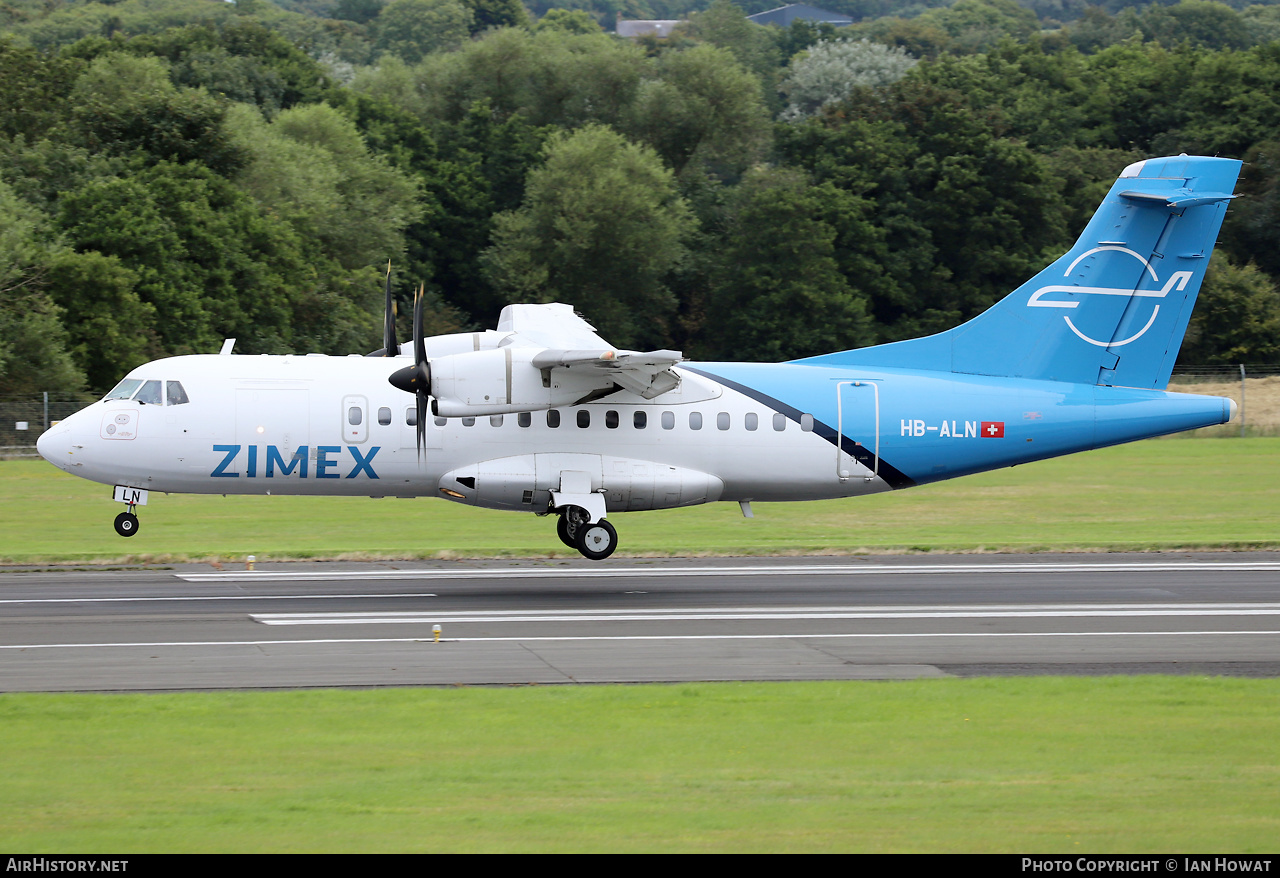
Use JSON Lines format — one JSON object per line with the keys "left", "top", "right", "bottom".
{"left": 691, "top": 363, "right": 1230, "bottom": 487}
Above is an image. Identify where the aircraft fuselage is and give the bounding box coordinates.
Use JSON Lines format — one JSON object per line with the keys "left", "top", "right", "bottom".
{"left": 38, "top": 353, "right": 1232, "bottom": 515}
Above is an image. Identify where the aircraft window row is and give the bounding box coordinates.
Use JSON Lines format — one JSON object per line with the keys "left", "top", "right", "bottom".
{"left": 409, "top": 408, "right": 815, "bottom": 432}
{"left": 103, "top": 378, "right": 190, "bottom": 406}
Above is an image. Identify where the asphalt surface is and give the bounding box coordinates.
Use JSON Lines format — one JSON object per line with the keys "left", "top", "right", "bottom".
{"left": 2, "top": 553, "right": 1279, "bottom": 691}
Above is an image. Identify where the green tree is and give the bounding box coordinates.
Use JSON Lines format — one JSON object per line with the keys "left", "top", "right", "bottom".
{"left": 780, "top": 38, "right": 918, "bottom": 121}
{"left": 0, "top": 179, "right": 86, "bottom": 393}
{"left": 461, "top": 0, "right": 530, "bottom": 33}
{"left": 780, "top": 80, "right": 1069, "bottom": 339}
{"left": 534, "top": 8, "right": 602, "bottom": 34}
{"left": 1139, "top": 1, "right": 1251, "bottom": 51}
{"left": 482, "top": 125, "right": 696, "bottom": 348}
{"left": 402, "top": 27, "right": 647, "bottom": 129}
{"left": 374, "top": 0, "right": 472, "bottom": 64}
{"left": 1180, "top": 255, "right": 1280, "bottom": 363}
{"left": 334, "top": 0, "right": 385, "bottom": 23}
{"left": 55, "top": 162, "right": 319, "bottom": 357}
{"left": 41, "top": 251, "right": 155, "bottom": 390}
{"left": 225, "top": 102, "right": 423, "bottom": 271}
{"left": 127, "top": 20, "right": 337, "bottom": 115}
{"left": 682, "top": 0, "right": 779, "bottom": 85}
{"left": 915, "top": 0, "right": 1039, "bottom": 53}
{"left": 700, "top": 168, "right": 878, "bottom": 361}
{"left": 0, "top": 37, "right": 83, "bottom": 141}
{"left": 65, "top": 52, "right": 245, "bottom": 173}
{"left": 624, "top": 42, "right": 772, "bottom": 176}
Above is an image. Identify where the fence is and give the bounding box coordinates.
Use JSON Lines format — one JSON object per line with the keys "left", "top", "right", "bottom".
{"left": 0, "top": 392, "right": 98, "bottom": 458}
{"left": 1169, "top": 364, "right": 1280, "bottom": 382}
{"left": 1167, "top": 365, "right": 1280, "bottom": 438}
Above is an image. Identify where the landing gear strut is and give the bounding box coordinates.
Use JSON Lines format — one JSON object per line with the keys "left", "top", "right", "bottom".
{"left": 114, "top": 507, "right": 140, "bottom": 537}
{"left": 557, "top": 506, "right": 617, "bottom": 560}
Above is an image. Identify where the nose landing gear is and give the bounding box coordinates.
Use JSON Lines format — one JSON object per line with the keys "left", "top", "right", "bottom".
{"left": 113, "top": 506, "right": 140, "bottom": 537}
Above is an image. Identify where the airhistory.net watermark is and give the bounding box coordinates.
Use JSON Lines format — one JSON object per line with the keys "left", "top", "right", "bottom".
{"left": 6, "top": 860, "right": 128, "bottom": 872}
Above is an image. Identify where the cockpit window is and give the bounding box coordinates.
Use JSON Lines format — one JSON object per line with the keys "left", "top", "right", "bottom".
{"left": 134, "top": 380, "right": 163, "bottom": 405}
{"left": 104, "top": 378, "right": 143, "bottom": 401}
{"left": 165, "top": 381, "right": 189, "bottom": 406}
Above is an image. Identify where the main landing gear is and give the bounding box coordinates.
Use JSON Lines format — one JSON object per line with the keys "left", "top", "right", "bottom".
{"left": 556, "top": 506, "right": 618, "bottom": 561}
{"left": 114, "top": 506, "right": 140, "bottom": 537}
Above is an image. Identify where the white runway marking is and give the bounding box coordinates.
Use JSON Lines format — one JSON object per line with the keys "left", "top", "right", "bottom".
{"left": 3, "top": 631, "right": 1279, "bottom": 651}
{"left": 249, "top": 603, "right": 1280, "bottom": 626}
{"left": 175, "top": 560, "right": 1280, "bottom": 583}
{"left": 0, "top": 593, "right": 437, "bottom": 605}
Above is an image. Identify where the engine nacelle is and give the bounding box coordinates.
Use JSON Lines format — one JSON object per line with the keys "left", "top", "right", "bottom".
{"left": 430, "top": 347, "right": 611, "bottom": 418}
{"left": 440, "top": 453, "right": 725, "bottom": 513}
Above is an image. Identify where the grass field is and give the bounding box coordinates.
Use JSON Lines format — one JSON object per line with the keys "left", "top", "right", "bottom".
{"left": 2, "top": 679, "right": 1278, "bottom": 853}
{"left": 2, "top": 437, "right": 1277, "bottom": 563}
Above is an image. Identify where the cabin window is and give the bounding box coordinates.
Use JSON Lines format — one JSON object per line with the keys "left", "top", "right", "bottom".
{"left": 490, "top": 415, "right": 504, "bottom": 427}
{"left": 800, "top": 413, "right": 814, "bottom": 432}
{"left": 717, "top": 412, "right": 730, "bottom": 431}
{"left": 773, "top": 413, "right": 787, "bottom": 431}
{"left": 348, "top": 406, "right": 363, "bottom": 426}
{"left": 165, "top": 381, "right": 190, "bottom": 406}
{"left": 547, "top": 410, "right": 560, "bottom": 428}
{"left": 135, "top": 380, "right": 163, "bottom": 406}
{"left": 745, "top": 413, "right": 758, "bottom": 431}
{"left": 634, "top": 411, "right": 647, "bottom": 429}
{"left": 605, "top": 410, "right": 619, "bottom": 429}
{"left": 406, "top": 407, "right": 417, "bottom": 426}
{"left": 462, "top": 417, "right": 475, "bottom": 427}
{"left": 103, "top": 378, "right": 142, "bottom": 401}
{"left": 518, "top": 412, "right": 531, "bottom": 428}
{"left": 577, "top": 410, "right": 590, "bottom": 428}
{"left": 662, "top": 411, "right": 674, "bottom": 430}
{"left": 378, "top": 407, "right": 392, "bottom": 426}
{"left": 689, "top": 412, "right": 703, "bottom": 430}
{"left": 434, "top": 416, "right": 447, "bottom": 427}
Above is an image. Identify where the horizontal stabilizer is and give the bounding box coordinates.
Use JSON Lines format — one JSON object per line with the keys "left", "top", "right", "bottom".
{"left": 1120, "top": 189, "right": 1236, "bottom": 209}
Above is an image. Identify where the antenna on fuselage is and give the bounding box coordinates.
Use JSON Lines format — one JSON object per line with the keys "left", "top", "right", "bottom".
{"left": 219, "top": 339, "right": 236, "bottom": 355}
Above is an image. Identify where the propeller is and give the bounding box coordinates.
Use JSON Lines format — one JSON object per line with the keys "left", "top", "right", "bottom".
{"left": 388, "top": 284, "right": 430, "bottom": 459}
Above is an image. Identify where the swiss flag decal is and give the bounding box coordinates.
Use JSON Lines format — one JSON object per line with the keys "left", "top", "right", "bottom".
{"left": 981, "top": 421, "right": 1005, "bottom": 438}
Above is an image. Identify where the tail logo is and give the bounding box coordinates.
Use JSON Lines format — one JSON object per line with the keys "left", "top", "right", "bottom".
{"left": 1026, "top": 246, "right": 1192, "bottom": 348}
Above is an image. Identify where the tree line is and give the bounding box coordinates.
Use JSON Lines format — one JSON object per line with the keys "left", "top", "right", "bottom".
{"left": 2, "top": 0, "right": 1280, "bottom": 395}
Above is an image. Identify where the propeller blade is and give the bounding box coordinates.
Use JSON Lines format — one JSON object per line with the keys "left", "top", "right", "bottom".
{"left": 414, "top": 285, "right": 428, "bottom": 459}
{"left": 382, "top": 260, "right": 398, "bottom": 357}
{"left": 413, "top": 283, "right": 426, "bottom": 370}
{"left": 416, "top": 391, "right": 428, "bottom": 460}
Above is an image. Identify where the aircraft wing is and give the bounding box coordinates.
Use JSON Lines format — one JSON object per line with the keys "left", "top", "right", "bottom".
{"left": 497, "top": 303, "right": 683, "bottom": 399}
{"left": 531, "top": 348, "right": 684, "bottom": 399}
{"left": 497, "top": 303, "right": 610, "bottom": 348}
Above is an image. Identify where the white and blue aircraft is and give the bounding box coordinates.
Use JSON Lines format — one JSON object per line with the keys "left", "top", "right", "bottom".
{"left": 37, "top": 155, "right": 1242, "bottom": 559}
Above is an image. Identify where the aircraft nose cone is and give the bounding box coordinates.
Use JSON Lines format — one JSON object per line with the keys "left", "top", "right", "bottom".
{"left": 36, "top": 424, "right": 71, "bottom": 469}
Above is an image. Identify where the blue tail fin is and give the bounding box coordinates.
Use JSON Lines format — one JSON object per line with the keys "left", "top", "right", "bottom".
{"left": 797, "top": 155, "right": 1242, "bottom": 389}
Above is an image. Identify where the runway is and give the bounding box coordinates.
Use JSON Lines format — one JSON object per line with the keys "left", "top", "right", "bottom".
{"left": 2, "top": 553, "right": 1279, "bottom": 691}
